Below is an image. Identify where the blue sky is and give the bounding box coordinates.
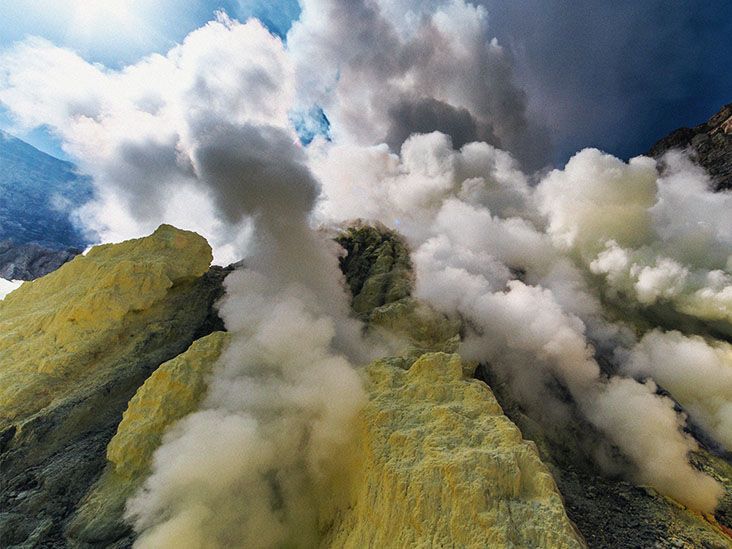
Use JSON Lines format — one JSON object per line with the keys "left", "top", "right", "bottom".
{"left": 0, "top": 1, "right": 300, "bottom": 65}
{"left": 0, "top": 0, "right": 301, "bottom": 158}
{"left": 1, "top": 1, "right": 730, "bottom": 166}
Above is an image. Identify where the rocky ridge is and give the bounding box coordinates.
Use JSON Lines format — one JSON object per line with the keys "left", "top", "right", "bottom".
{"left": 647, "top": 103, "right": 732, "bottom": 191}
{"left": 325, "top": 352, "right": 583, "bottom": 548}
{"left": 0, "top": 225, "right": 231, "bottom": 547}
{"left": 0, "top": 224, "right": 585, "bottom": 548}
{"left": 68, "top": 332, "right": 231, "bottom": 547}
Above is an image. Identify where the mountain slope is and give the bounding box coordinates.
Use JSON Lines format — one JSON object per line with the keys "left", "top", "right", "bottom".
{"left": 0, "top": 130, "right": 94, "bottom": 279}
{"left": 0, "top": 225, "right": 587, "bottom": 548}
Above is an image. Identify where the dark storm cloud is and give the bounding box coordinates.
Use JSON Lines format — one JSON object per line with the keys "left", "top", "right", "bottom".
{"left": 385, "top": 96, "right": 499, "bottom": 152}
{"left": 289, "top": 0, "right": 553, "bottom": 171}
{"left": 482, "top": 0, "right": 732, "bottom": 164}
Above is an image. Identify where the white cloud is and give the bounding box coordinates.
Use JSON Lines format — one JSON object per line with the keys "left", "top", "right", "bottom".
{"left": 0, "top": 14, "right": 296, "bottom": 265}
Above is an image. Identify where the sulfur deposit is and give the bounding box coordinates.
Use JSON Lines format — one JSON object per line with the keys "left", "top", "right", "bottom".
{"left": 107, "top": 331, "right": 230, "bottom": 478}
{"left": 324, "top": 352, "right": 585, "bottom": 549}
{"left": 0, "top": 224, "right": 212, "bottom": 428}
{"left": 4, "top": 222, "right": 732, "bottom": 548}
{"left": 0, "top": 225, "right": 226, "bottom": 547}
{"left": 69, "top": 331, "right": 230, "bottom": 545}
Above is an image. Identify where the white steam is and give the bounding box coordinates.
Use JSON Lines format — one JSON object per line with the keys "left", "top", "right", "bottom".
{"left": 312, "top": 132, "right": 731, "bottom": 512}
{"left": 540, "top": 149, "right": 732, "bottom": 325}
{"left": 624, "top": 330, "right": 732, "bottom": 452}
{"left": 126, "top": 272, "right": 365, "bottom": 547}
{"left": 0, "top": 278, "right": 22, "bottom": 299}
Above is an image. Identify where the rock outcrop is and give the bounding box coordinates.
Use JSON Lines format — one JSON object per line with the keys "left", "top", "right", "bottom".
{"left": 647, "top": 103, "right": 732, "bottom": 191}
{"left": 0, "top": 224, "right": 212, "bottom": 427}
{"left": 0, "top": 223, "right": 594, "bottom": 548}
{"left": 340, "top": 225, "right": 732, "bottom": 548}
{"left": 0, "top": 225, "right": 229, "bottom": 547}
{"left": 325, "top": 352, "right": 585, "bottom": 548}
{"left": 336, "top": 224, "right": 413, "bottom": 318}
{"left": 68, "top": 332, "right": 230, "bottom": 547}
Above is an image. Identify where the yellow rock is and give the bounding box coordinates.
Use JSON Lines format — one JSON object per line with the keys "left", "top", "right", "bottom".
{"left": 368, "top": 298, "right": 461, "bottom": 365}
{"left": 69, "top": 332, "right": 230, "bottom": 541}
{"left": 324, "top": 352, "right": 585, "bottom": 549}
{"left": 0, "top": 224, "right": 212, "bottom": 428}
{"left": 107, "top": 331, "right": 230, "bottom": 479}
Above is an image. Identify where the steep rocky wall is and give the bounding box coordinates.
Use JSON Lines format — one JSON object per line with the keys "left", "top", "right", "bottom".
{"left": 0, "top": 240, "right": 81, "bottom": 281}
{"left": 340, "top": 225, "right": 732, "bottom": 548}
{"left": 0, "top": 225, "right": 228, "bottom": 547}
{"left": 476, "top": 363, "right": 732, "bottom": 548}
{"left": 0, "top": 224, "right": 211, "bottom": 428}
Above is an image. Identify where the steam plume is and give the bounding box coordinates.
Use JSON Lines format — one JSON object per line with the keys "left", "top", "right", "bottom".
{"left": 4, "top": 15, "right": 376, "bottom": 547}
{"left": 312, "top": 133, "right": 731, "bottom": 512}
{"left": 126, "top": 270, "right": 366, "bottom": 547}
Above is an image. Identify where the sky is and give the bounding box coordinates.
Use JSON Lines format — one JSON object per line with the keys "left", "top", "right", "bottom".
{"left": 0, "top": 0, "right": 301, "bottom": 158}
{"left": 0, "top": 1, "right": 730, "bottom": 165}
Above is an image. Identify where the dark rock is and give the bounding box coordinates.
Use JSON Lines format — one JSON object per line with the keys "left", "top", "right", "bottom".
{"left": 475, "top": 362, "right": 732, "bottom": 548}
{"left": 647, "top": 103, "right": 732, "bottom": 191}
{"left": 335, "top": 223, "right": 413, "bottom": 318}
{"left": 0, "top": 240, "right": 81, "bottom": 281}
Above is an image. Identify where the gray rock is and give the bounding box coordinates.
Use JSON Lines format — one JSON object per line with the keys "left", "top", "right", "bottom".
{"left": 647, "top": 103, "right": 732, "bottom": 192}
{"left": 0, "top": 240, "right": 80, "bottom": 281}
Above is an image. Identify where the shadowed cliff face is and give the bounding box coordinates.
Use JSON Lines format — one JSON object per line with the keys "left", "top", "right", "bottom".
{"left": 0, "top": 240, "right": 81, "bottom": 281}
{"left": 68, "top": 332, "right": 231, "bottom": 547}
{"left": 475, "top": 362, "right": 732, "bottom": 549}
{"left": 648, "top": 103, "right": 732, "bottom": 191}
{"left": 0, "top": 131, "right": 93, "bottom": 251}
